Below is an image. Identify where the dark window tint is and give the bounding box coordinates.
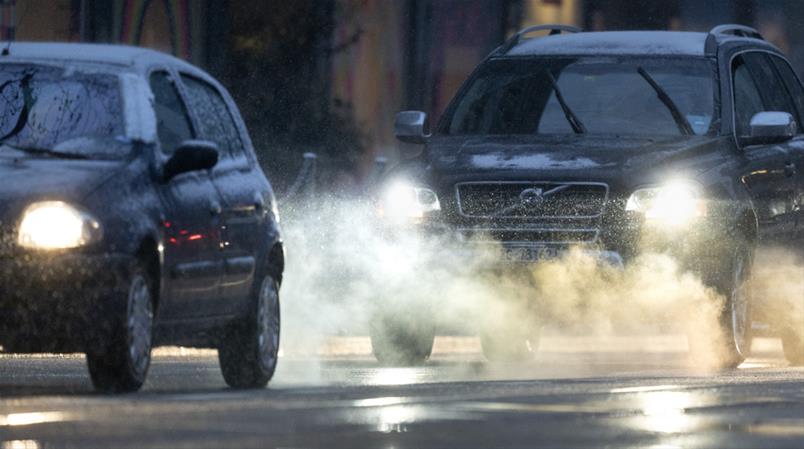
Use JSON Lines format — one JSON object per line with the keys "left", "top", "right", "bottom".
{"left": 771, "top": 55, "right": 804, "bottom": 132}
{"left": 740, "top": 53, "right": 798, "bottom": 125}
{"left": 149, "top": 71, "right": 193, "bottom": 156}
{"left": 732, "top": 56, "right": 765, "bottom": 137}
{"left": 0, "top": 64, "right": 126, "bottom": 158}
{"left": 180, "top": 75, "right": 245, "bottom": 158}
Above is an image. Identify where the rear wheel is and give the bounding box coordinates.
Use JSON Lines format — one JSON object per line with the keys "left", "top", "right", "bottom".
{"left": 86, "top": 263, "right": 154, "bottom": 393}
{"left": 370, "top": 315, "right": 435, "bottom": 366}
{"left": 218, "top": 274, "right": 280, "bottom": 389}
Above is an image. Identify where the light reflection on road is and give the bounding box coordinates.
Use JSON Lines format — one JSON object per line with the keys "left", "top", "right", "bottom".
{"left": 636, "top": 391, "right": 697, "bottom": 433}
{"left": 0, "top": 412, "right": 67, "bottom": 427}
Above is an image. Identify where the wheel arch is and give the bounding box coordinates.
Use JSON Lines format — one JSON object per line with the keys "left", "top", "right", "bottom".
{"left": 735, "top": 208, "right": 759, "bottom": 244}
{"left": 134, "top": 234, "right": 162, "bottom": 312}
{"left": 265, "top": 240, "right": 285, "bottom": 286}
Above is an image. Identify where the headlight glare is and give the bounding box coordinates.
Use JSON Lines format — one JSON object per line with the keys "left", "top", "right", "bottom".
{"left": 626, "top": 181, "right": 706, "bottom": 227}
{"left": 379, "top": 182, "right": 441, "bottom": 220}
{"left": 17, "top": 201, "right": 101, "bottom": 249}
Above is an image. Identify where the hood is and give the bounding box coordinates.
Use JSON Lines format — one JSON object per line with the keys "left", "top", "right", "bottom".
{"left": 425, "top": 134, "right": 728, "bottom": 183}
{"left": 0, "top": 151, "right": 125, "bottom": 223}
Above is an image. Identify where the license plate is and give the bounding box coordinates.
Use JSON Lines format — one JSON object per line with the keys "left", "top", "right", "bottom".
{"left": 500, "top": 245, "right": 562, "bottom": 262}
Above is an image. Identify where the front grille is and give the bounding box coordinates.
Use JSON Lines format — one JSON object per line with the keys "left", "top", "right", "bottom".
{"left": 458, "top": 227, "right": 598, "bottom": 244}
{"left": 456, "top": 181, "right": 608, "bottom": 219}
{"left": 454, "top": 181, "right": 609, "bottom": 246}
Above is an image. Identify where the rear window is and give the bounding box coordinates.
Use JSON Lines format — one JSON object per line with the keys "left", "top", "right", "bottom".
{"left": 0, "top": 64, "right": 127, "bottom": 158}
{"left": 443, "top": 57, "right": 717, "bottom": 137}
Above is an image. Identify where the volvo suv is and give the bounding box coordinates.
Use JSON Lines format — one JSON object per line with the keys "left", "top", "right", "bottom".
{"left": 0, "top": 43, "right": 284, "bottom": 392}
{"left": 375, "top": 24, "right": 804, "bottom": 368}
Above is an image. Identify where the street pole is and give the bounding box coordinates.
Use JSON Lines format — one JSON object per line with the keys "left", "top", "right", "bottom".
{"left": 2, "top": 0, "right": 16, "bottom": 42}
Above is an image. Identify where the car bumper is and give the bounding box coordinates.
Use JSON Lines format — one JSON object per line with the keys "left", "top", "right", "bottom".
{"left": 0, "top": 251, "right": 134, "bottom": 353}
{"left": 396, "top": 218, "right": 734, "bottom": 281}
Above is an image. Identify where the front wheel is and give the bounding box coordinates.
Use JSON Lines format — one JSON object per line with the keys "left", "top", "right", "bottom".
{"left": 218, "top": 275, "right": 281, "bottom": 389}
{"left": 781, "top": 329, "right": 804, "bottom": 366}
{"left": 689, "top": 243, "right": 753, "bottom": 369}
{"left": 86, "top": 263, "right": 154, "bottom": 393}
{"left": 370, "top": 315, "right": 435, "bottom": 366}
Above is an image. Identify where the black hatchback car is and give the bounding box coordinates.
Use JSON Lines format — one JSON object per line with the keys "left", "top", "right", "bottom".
{"left": 377, "top": 25, "right": 804, "bottom": 368}
{"left": 0, "top": 43, "right": 284, "bottom": 392}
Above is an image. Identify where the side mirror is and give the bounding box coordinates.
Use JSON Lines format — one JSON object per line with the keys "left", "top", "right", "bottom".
{"left": 395, "top": 111, "right": 430, "bottom": 145}
{"left": 743, "top": 111, "right": 797, "bottom": 146}
{"left": 163, "top": 140, "right": 219, "bottom": 181}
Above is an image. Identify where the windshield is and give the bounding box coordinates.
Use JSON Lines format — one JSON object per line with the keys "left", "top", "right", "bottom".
{"left": 0, "top": 64, "right": 127, "bottom": 158}
{"left": 443, "top": 57, "right": 717, "bottom": 137}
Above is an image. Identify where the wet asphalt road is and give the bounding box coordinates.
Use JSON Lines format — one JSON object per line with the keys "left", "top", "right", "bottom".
{"left": 0, "top": 336, "right": 803, "bottom": 449}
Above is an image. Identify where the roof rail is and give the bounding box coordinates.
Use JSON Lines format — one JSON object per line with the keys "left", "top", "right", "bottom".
{"left": 497, "top": 24, "right": 582, "bottom": 55}
{"left": 709, "top": 24, "right": 764, "bottom": 40}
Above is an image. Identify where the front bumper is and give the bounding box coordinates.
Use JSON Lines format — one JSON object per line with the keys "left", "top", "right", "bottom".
{"left": 0, "top": 251, "right": 134, "bottom": 353}
{"left": 387, "top": 214, "right": 735, "bottom": 282}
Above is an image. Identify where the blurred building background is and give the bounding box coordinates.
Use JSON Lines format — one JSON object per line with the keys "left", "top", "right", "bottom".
{"left": 4, "top": 0, "right": 804, "bottom": 189}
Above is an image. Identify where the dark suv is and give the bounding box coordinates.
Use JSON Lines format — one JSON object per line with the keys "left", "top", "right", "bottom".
{"left": 377, "top": 24, "right": 804, "bottom": 367}
{"left": 0, "top": 43, "right": 284, "bottom": 392}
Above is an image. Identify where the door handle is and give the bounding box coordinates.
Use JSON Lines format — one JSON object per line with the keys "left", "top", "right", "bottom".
{"left": 785, "top": 162, "right": 797, "bottom": 177}
{"left": 209, "top": 201, "right": 222, "bottom": 216}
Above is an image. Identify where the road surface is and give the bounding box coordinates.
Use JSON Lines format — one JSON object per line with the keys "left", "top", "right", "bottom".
{"left": 1, "top": 335, "right": 802, "bottom": 448}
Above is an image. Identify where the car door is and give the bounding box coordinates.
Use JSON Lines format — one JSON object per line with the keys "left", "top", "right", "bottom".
{"left": 179, "top": 73, "right": 266, "bottom": 313}
{"left": 732, "top": 52, "right": 799, "bottom": 246}
{"left": 149, "top": 69, "right": 224, "bottom": 319}
{"left": 768, "top": 55, "right": 804, "bottom": 246}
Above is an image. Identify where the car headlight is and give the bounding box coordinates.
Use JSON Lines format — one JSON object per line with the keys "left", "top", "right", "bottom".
{"left": 17, "top": 201, "right": 102, "bottom": 250}
{"left": 378, "top": 181, "right": 441, "bottom": 221}
{"left": 625, "top": 181, "right": 706, "bottom": 227}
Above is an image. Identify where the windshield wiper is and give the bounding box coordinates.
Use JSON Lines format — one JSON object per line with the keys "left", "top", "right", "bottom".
{"left": 637, "top": 67, "right": 694, "bottom": 135}
{"left": 1, "top": 143, "right": 90, "bottom": 160}
{"left": 545, "top": 70, "right": 586, "bottom": 134}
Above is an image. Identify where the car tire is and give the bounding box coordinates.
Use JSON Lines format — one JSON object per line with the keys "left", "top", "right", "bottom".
{"left": 86, "top": 262, "right": 154, "bottom": 393}
{"left": 481, "top": 326, "right": 540, "bottom": 363}
{"left": 781, "top": 329, "right": 804, "bottom": 366}
{"left": 218, "top": 274, "right": 280, "bottom": 389}
{"left": 370, "top": 315, "right": 435, "bottom": 366}
{"left": 689, "top": 242, "right": 753, "bottom": 369}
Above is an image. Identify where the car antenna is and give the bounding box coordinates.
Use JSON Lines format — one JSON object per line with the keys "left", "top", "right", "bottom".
{"left": 1, "top": 1, "right": 29, "bottom": 56}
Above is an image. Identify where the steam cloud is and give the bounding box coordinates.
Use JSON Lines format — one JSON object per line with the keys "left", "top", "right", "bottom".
{"left": 276, "top": 196, "right": 804, "bottom": 373}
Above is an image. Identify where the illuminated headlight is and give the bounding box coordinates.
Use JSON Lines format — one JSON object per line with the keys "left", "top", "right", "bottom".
{"left": 625, "top": 181, "right": 706, "bottom": 227}
{"left": 17, "top": 201, "right": 102, "bottom": 250}
{"left": 378, "top": 182, "right": 441, "bottom": 221}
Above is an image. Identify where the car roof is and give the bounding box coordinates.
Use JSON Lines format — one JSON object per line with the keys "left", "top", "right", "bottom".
{"left": 0, "top": 42, "right": 201, "bottom": 74}
{"left": 506, "top": 30, "right": 766, "bottom": 57}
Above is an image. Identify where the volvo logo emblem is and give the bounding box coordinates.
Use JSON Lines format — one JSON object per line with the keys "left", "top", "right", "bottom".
{"left": 519, "top": 188, "right": 545, "bottom": 207}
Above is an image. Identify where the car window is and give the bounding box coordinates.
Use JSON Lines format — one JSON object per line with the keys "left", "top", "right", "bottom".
{"left": 445, "top": 57, "right": 715, "bottom": 136}
{"left": 149, "top": 71, "right": 193, "bottom": 156}
{"left": 0, "top": 63, "right": 127, "bottom": 159}
{"left": 732, "top": 55, "right": 765, "bottom": 137}
{"left": 770, "top": 55, "right": 804, "bottom": 132}
{"left": 180, "top": 75, "right": 245, "bottom": 159}
{"left": 740, "top": 53, "right": 799, "bottom": 127}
